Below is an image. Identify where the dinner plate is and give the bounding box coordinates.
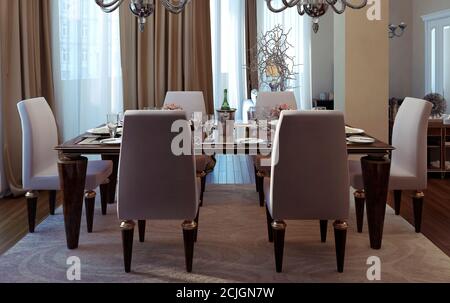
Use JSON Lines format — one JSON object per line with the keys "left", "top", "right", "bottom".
{"left": 87, "top": 126, "right": 123, "bottom": 135}
{"left": 236, "top": 138, "right": 266, "bottom": 145}
{"left": 346, "top": 136, "right": 375, "bottom": 144}
{"left": 345, "top": 126, "right": 365, "bottom": 135}
{"left": 100, "top": 138, "right": 122, "bottom": 145}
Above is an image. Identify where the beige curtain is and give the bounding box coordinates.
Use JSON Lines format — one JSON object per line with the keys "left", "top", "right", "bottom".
{"left": 245, "top": 0, "right": 259, "bottom": 99}
{"left": 119, "top": 0, "right": 214, "bottom": 114}
{"left": 0, "top": 0, "right": 55, "bottom": 195}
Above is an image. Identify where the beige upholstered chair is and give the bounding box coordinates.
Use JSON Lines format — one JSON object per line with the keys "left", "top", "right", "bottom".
{"left": 164, "top": 91, "right": 215, "bottom": 206}
{"left": 17, "top": 98, "right": 113, "bottom": 233}
{"left": 117, "top": 110, "right": 201, "bottom": 273}
{"left": 349, "top": 98, "right": 432, "bottom": 233}
{"left": 264, "top": 110, "right": 350, "bottom": 273}
{"left": 254, "top": 91, "right": 297, "bottom": 206}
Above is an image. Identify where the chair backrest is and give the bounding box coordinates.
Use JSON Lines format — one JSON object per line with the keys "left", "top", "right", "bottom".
{"left": 269, "top": 111, "right": 349, "bottom": 220}
{"left": 164, "top": 91, "right": 206, "bottom": 118}
{"left": 17, "top": 98, "right": 59, "bottom": 189}
{"left": 256, "top": 91, "right": 298, "bottom": 110}
{"left": 117, "top": 110, "right": 198, "bottom": 221}
{"left": 392, "top": 97, "right": 432, "bottom": 189}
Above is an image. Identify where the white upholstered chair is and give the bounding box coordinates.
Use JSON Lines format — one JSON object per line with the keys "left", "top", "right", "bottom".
{"left": 349, "top": 97, "right": 432, "bottom": 233}
{"left": 256, "top": 91, "right": 298, "bottom": 111}
{"left": 164, "top": 91, "right": 215, "bottom": 206}
{"left": 17, "top": 98, "right": 113, "bottom": 233}
{"left": 118, "top": 110, "right": 201, "bottom": 273}
{"left": 264, "top": 110, "right": 350, "bottom": 273}
{"left": 254, "top": 91, "right": 298, "bottom": 206}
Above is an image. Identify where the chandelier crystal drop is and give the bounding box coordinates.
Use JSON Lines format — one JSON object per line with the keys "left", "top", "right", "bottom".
{"left": 95, "top": 0, "right": 191, "bottom": 32}
{"left": 265, "top": 0, "right": 368, "bottom": 33}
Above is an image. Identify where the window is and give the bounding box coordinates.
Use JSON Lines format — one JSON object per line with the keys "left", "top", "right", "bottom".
{"left": 51, "top": 0, "right": 123, "bottom": 140}
{"left": 257, "top": 0, "right": 311, "bottom": 109}
{"left": 424, "top": 9, "right": 450, "bottom": 114}
{"left": 210, "top": 0, "right": 247, "bottom": 119}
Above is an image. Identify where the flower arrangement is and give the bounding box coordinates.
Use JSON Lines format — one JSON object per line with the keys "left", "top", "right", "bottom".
{"left": 270, "top": 103, "right": 293, "bottom": 118}
{"left": 423, "top": 93, "right": 447, "bottom": 118}
{"left": 163, "top": 103, "right": 183, "bottom": 111}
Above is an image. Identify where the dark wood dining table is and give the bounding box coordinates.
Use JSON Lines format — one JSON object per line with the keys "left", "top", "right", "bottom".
{"left": 55, "top": 125, "right": 394, "bottom": 251}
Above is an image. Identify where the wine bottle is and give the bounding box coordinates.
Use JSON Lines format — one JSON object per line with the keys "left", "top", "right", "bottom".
{"left": 221, "top": 89, "right": 231, "bottom": 110}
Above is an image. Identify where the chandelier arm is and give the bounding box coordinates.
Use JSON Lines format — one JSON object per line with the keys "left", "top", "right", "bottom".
{"left": 325, "top": 0, "right": 346, "bottom": 14}
{"left": 342, "top": 0, "right": 368, "bottom": 9}
{"left": 160, "top": 0, "right": 191, "bottom": 14}
{"left": 95, "top": 0, "right": 125, "bottom": 13}
{"left": 282, "top": 0, "right": 301, "bottom": 8}
{"left": 265, "top": 0, "right": 295, "bottom": 13}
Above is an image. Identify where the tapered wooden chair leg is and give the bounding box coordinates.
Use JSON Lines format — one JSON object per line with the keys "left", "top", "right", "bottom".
{"left": 354, "top": 191, "right": 365, "bottom": 233}
{"left": 320, "top": 220, "right": 328, "bottom": 243}
{"left": 100, "top": 181, "right": 109, "bottom": 215}
{"left": 334, "top": 220, "right": 348, "bottom": 273}
{"left": 26, "top": 191, "right": 38, "bottom": 233}
{"left": 413, "top": 191, "right": 424, "bottom": 233}
{"left": 84, "top": 191, "right": 96, "bottom": 233}
{"left": 200, "top": 175, "right": 206, "bottom": 207}
{"left": 182, "top": 221, "right": 197, "bottom": 273}
{"left": 121, "top": 220, "right": 135, "bottom": 273}
{"left": 138, "top": 220, "right": 146, "bottom": 243}
{"left": 254, "top": 165, "right": 259, "bottom": 192}
{"left": 266, "top": 206, "right": 274, "bottom": 242}
{"left": 49, "top": 190, "right": 56, "bottom": 215}
{"left": 257, "top": 173, "right": 265, "bottom": 207}
{"left": 394, "top": 190, "right": 402, "bottom": 215}
{"left": 272, "top": 221, "right": 286, "bottom": 273}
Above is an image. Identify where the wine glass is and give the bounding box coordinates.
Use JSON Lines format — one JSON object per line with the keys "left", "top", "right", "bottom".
{"left": 203, "top": 115, "right": 216, "bottom": 140}
{"left": 106, "top": 113, "right": 119, "bottom": 138}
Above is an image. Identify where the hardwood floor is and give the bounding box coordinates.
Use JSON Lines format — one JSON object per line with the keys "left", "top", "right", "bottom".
{"left": 387, "top": 177, "right": 450, "bottom": 256}
{"left": 0, "top": 191, "right": 62, "bottom": 255}
{"left": 0, "top": 156, "right": 448, "bottom": 258}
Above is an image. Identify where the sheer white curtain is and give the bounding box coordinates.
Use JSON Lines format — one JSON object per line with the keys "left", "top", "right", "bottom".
{"left": 210, "top": 0, "right": 247, "bottom": 119}
{"left": 257, "top": 0, "right": 312, "bottom": 110}
{"left": 51, "top": 0, "right": 123, "bottom": 140}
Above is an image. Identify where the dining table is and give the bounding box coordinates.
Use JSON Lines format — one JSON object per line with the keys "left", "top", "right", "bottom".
{"left": 55, "top": 122, "right": 394, "bottom": 251}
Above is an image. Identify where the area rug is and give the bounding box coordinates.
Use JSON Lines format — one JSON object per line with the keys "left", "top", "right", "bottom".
{"left": 0, "top": 185, "right": 449, "bottom": 283}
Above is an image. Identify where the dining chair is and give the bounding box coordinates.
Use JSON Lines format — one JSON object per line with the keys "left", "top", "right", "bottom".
{"left": 254, "top": 91, "right": 298, "bottom": 207}
{"left": 349, "top": 97, "right": 432, "bottom": 233}
{"left": 118, "top": 110, "right": 201, "bottom": 273}
{"left": 17, "top": 97, "right": 113, "bottom": 233}
{"left": 164, "top": 91, "right": 215, "bottom": 206}
{"left": 264, "top": 110, "right": 350, "bottom": 273}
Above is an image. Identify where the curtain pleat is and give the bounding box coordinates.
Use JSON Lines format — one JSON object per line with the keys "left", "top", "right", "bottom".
{"left": 245, "top": 0, "right": 259, "bottom": 99}
{"left": 120, "top": 0, "right": 214, "bottom": 114}
{"left": 0, "top": 0, "right": 55, "bottom": 195}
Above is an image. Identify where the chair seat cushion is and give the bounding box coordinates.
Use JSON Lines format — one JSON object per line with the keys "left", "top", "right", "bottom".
{"left": 29, "top": 160, "right": 113, "bottom": 191}
{"left": 349, "top": 159, "right": 419, "bottom": 191}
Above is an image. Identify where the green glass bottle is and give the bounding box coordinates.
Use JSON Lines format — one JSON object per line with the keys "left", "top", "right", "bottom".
{"left": 221, "top": 89, "right": 231, "bottom": 110}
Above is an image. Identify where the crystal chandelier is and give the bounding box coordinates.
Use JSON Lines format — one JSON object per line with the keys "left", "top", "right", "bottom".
{"left": 265, "top": 0, "right": 368, "bottom": 33}
{"left": 95, "top": 0, "right": 191, "bottom": 32}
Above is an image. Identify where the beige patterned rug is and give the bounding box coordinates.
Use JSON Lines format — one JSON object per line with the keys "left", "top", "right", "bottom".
{"left": 0, "top": 185, "right": 449, "bottom": 283}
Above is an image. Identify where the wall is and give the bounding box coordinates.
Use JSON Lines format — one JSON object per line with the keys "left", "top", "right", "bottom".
{"left": 335, "top": 0, "right": 390, "bottom": 142}
{"left": 389, "top": 0, "right": 413, "bottom": 98}
{"left": 411, "top": 0, "right": 450, "bottom": 98}
{"left": 311, "top": 13, "right": 334, "bottom": 99}
{"left": 389, "top": 0, "right": 450, "bottom": 99}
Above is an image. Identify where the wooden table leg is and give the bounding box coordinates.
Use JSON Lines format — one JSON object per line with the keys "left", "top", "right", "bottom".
{"left": 58, "top": 154, "right": 87, "bottom": 250}
{"left": 361, "top": 154, "right": 391, "bottom": 250}
{"left": 102, "top": 154, "right": 119, "bottom": 204}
